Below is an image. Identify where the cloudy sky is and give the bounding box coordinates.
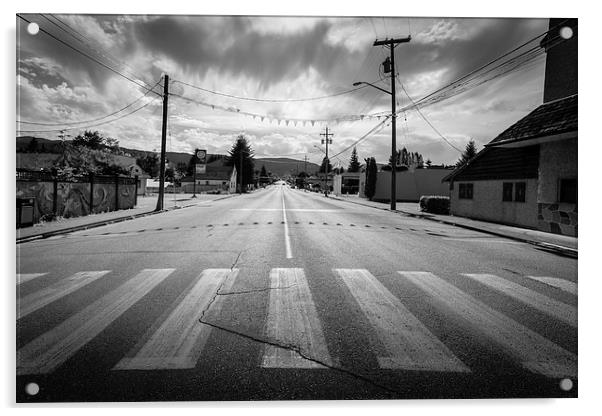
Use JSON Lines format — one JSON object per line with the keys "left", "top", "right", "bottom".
{"left": 17, "top": 14, "right": 550, "bottom": 166}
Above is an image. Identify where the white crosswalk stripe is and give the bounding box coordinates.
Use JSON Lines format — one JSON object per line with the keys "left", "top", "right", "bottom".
{"left": 463, "top": 273, "right": 576, "bottom": 327}
{"left": 17, "top": 269, "right": 174, "bottom": 375}
{"left": 17, "top": 271, "right": 111, "bottom": 319}
{"left": 114, "top": 269, "right": 239, "bottom": 370}
{"left": 16, "top": 273, "right": 47, "bottom": 286}
{"left": 526, "top": 276, "right": 577, "bottom": 295}
{"left": 336, "top": 269, "right": 470, "bottom": 372}
{"left": 400, "top": 271, "right": 577, "bottom": 378}
{"left": 16, "top": 267, "right": 577, "bottom": 378}
{"left": 262, "top": 268, "right": 334, "bottom": 368}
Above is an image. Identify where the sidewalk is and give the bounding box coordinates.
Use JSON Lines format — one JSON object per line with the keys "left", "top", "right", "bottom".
{"left": 16, "top": 192, "right": 238, "bottom": 243}
{"left": 330, "top": 194, "right": 577, "bottom": 257}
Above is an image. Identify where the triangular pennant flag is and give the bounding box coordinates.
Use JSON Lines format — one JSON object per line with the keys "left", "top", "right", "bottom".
{"left": 261, "top": 116, "right": 265, "bottom": 122}
{"left": 311, "top": 120, "right": 315, "bottom": 126}
{"left": 285, "top": 120, "right": 289, "bottom": 126}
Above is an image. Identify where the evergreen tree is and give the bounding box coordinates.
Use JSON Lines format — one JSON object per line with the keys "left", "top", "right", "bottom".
{"left": 225, "top": 134, "right": 255, "bottom": 193}
{"left": 364, "top": 157, "right": 378, "bottom": 201}
{"left": 319, "top": 157, "right": 333, "bottom": 174}
{"left": 348, "top": 147, "right": 361, "bottom": 172}
{"left": 72, "top": 130, "right": 105, "bottom": 150}
{"left": 26, "top": 137, "right": 39, "bottom": 153}
{"left": 260, "top": 165, "right": 267, "bottom": 177}
{"left": 456, "top": 140, "right": 478, "bottom": 167}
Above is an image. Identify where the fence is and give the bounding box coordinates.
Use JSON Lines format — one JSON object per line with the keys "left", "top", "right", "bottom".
{"left": 16, "top": 170, "right": 138, "bottom": 224}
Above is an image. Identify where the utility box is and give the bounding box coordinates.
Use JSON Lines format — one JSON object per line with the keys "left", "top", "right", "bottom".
{"left": 17, "top": 197, "right": 35, "bottom": 228}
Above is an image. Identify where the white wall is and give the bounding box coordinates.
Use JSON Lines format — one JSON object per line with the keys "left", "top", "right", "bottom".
{"left": 372, "top": 169, "right": 452, "bottom": 201}
{"left": 450, "top": 179, "right": 539, "bottom": 228}
{"left": 538, "top": 138, "right": 577, "bottom": 203}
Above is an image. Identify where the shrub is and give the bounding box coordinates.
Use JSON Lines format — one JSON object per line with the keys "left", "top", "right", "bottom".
{"left": 419, "top": 195, "right": 450, "bottom": 215}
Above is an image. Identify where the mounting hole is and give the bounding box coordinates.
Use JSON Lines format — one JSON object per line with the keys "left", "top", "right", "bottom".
{"left": 559, "top": 26, "right": 573, "bottom": 40}
{"left": 25, "top": 382, "right": 40, "bottom": 396}
{"left": 559, "top": 378, "right": 573, "bottom": 391}
{"left": 27, "top": 22, "right": 40, "bottom": 35}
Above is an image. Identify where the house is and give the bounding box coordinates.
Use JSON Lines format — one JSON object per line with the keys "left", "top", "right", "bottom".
{"left": 443, "top": 18, "right": 577, "bottom": 236}
{"left": 180, "top": 162, "right": 237, "bottom": 194}
{"left": 333, "top": 171, "right": 362, "bottom": 195}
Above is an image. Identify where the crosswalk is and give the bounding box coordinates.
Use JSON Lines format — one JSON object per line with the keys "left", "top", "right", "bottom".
{"left": 16, "top": 267, "right": 577, "bottom": 379}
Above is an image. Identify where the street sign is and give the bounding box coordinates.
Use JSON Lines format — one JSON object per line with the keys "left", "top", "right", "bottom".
{"left": 195, "top": 149, "right": 207, "bottom": 164}
{"left": 195, "top": 164, "right": 206, "bottom": 174}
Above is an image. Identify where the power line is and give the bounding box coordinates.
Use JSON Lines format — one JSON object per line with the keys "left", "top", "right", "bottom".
{"left": 400, "top": 84, "right": 462, "bottom": 153}
{"left": 17, "top": 98, "right": 159, "bottom": 134}
{"left": 43, "top": 13, "right": 158, "bottom": 92}
{"left": 17, "top": 14, "right": 162, "bottom": 97}
{"left": 172, "top": 79, "right": 370, "bottom": 103}
{"left": 18, "top": 78, "right": 163, "bottom": 126}
{"left": 330, "top": 117, "right": 391, "bottom": 159}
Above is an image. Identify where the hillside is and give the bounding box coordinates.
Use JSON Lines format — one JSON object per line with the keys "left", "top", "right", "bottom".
{"left": 254, "top": 158, "right": 320, "bottom": 177}
{"left": 17, "top": 137, "right": 321, "bottom": 177}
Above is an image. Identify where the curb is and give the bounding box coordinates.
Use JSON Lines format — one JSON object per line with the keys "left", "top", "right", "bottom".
{"left": 330, "top": 195, "right": 578, "bottom": 259}
{"left": 16, "top": 194, "right": 240, "bottom": 244}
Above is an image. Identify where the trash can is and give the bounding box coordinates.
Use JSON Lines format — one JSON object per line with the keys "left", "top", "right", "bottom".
{"left": 17, "top": 197, "right": 35, "bottom": 228}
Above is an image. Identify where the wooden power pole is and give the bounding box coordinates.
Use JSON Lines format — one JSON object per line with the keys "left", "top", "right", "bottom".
{"left": 155, "top": 74, "right": 169, "bottom": 211}
{"left": 373, "top": 36, "right": 411, "bottom": 211}
{"left": 320, "top": 126, "right": 333, "bottom": 196}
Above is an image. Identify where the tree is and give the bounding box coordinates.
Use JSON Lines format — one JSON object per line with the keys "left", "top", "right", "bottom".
{"left": 225, "top": 134, "right": 255, "bottom": 193}
{"left": 364, "top": 157, "right": 378, "bottom": 201}
{"left": 137, "top": 153, "right": 160, "bottom": 177}
{"left": 319, "top": 157, "right": 332, "bottom": 174}
{"left": 26, "top": 137, "right": 39, "bottom": 153}
{"left": 456, "top": 140, "right": 478, "bottom": 167}
{"left": 348, "top": 147, "right": 361, "bottom": 172}
{"left": 72, "top": 130, "right": 105, "bottom": 150}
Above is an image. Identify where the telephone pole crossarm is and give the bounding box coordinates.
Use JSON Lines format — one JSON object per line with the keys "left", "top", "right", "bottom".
{"left": 373, "top": 36, "right": 411, "bottom": 46}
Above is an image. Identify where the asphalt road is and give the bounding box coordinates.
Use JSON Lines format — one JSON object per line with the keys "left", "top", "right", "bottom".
{"left": 16, "top": 183, "right": 578, "bottom": 402}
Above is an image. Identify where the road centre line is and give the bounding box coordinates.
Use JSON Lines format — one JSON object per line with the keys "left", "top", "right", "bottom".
{"left": 281, "top": 190, "right": 293, "bottom": 259}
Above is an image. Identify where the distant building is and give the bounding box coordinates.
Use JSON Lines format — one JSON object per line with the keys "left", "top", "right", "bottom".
{"left": 180, "top": 161, "right": 237, "bottom": 194}
{"left": 359, "top": 166, "right": 453, "bottom": 202}
{"left": 443, "top": 18, "right": 577, "bottom": 236}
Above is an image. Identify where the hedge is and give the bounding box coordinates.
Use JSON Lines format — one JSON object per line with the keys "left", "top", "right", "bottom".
{"left": 419, "top": 195, "right": 450, "bottom": 215}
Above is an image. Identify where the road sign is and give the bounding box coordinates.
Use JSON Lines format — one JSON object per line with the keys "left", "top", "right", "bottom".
{"left": 195, "top": 149, "right": 207, "bottom": 164}
{"left": 195, "top": 164, "right": 206, "bottom": 174}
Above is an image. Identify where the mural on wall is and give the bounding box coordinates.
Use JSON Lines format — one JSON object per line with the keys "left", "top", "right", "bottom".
{"left": 16, "top": 181, "right": 54, "bottom": 222}
{"left": 56, "top": 182, "right": 91, "bottom": 218}
{"left": 16, "top": 178, "right": 137, "bottom": 222}
{"left": 92, "top": 185, "right": 115, "bottom": 214}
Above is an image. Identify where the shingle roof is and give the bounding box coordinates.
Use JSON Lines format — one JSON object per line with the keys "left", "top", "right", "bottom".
{"left": 486, "top": 94, "right": 577, "bottom": 147}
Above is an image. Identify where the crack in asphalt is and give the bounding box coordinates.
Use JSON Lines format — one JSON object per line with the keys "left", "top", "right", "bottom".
{"left": 197, "top": 316, "right": 398, "bottom": 397}
{"left": 195, "top": 265, "right": 399, "bottom": 397}
{"left": 217, "top": 284, "right": 298, "bottom": 296}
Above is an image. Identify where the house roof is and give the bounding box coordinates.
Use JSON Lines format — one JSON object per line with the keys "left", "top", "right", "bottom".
{"left": 485, "top": 94, "right": 577, "bottom": 148}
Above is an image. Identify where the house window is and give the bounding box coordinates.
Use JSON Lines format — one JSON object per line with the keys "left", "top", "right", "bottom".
{"left": 459, "top": 183, "right": 473, "bottom": 199}
{"left": 514, "top": 182, "right": 526, "bottom": 202}
{"left": 502, "top": 183, "right": 513, "bottom": 201}
{"left": 206, "top": 181, "right": 210, "bottom": 185}
{"left": 559, "top": 178, "right": 577, "bottom": 204}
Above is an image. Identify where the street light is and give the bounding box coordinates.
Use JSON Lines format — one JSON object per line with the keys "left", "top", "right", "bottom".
{"left": 353, "top": 79, "right": 397, "bottom": 210}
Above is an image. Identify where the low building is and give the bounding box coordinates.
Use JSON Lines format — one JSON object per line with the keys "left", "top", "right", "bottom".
{"left": 180, "top": 164, "right": 237, "bottom": 194}
{"left": 443, "top": 18, "right": 577, "bottom": 236}
{"left": 333, "top": 172, "right": 362, "bottom": 196}
{"left": 359, "top": 167, "right": 453, "bottom": 202}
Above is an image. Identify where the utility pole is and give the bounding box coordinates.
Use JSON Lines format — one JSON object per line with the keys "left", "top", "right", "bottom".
{"left": 239, "top": 150, "right": 243, "bottom": 194}
{"left": 320, "top": 126, "right": 333, "bottom": 196}
{"left": 373, "top": 36, "right": 411, "bottom": 210}
{"left": 155, "top": 74, "right": 169, "bottom": 211}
